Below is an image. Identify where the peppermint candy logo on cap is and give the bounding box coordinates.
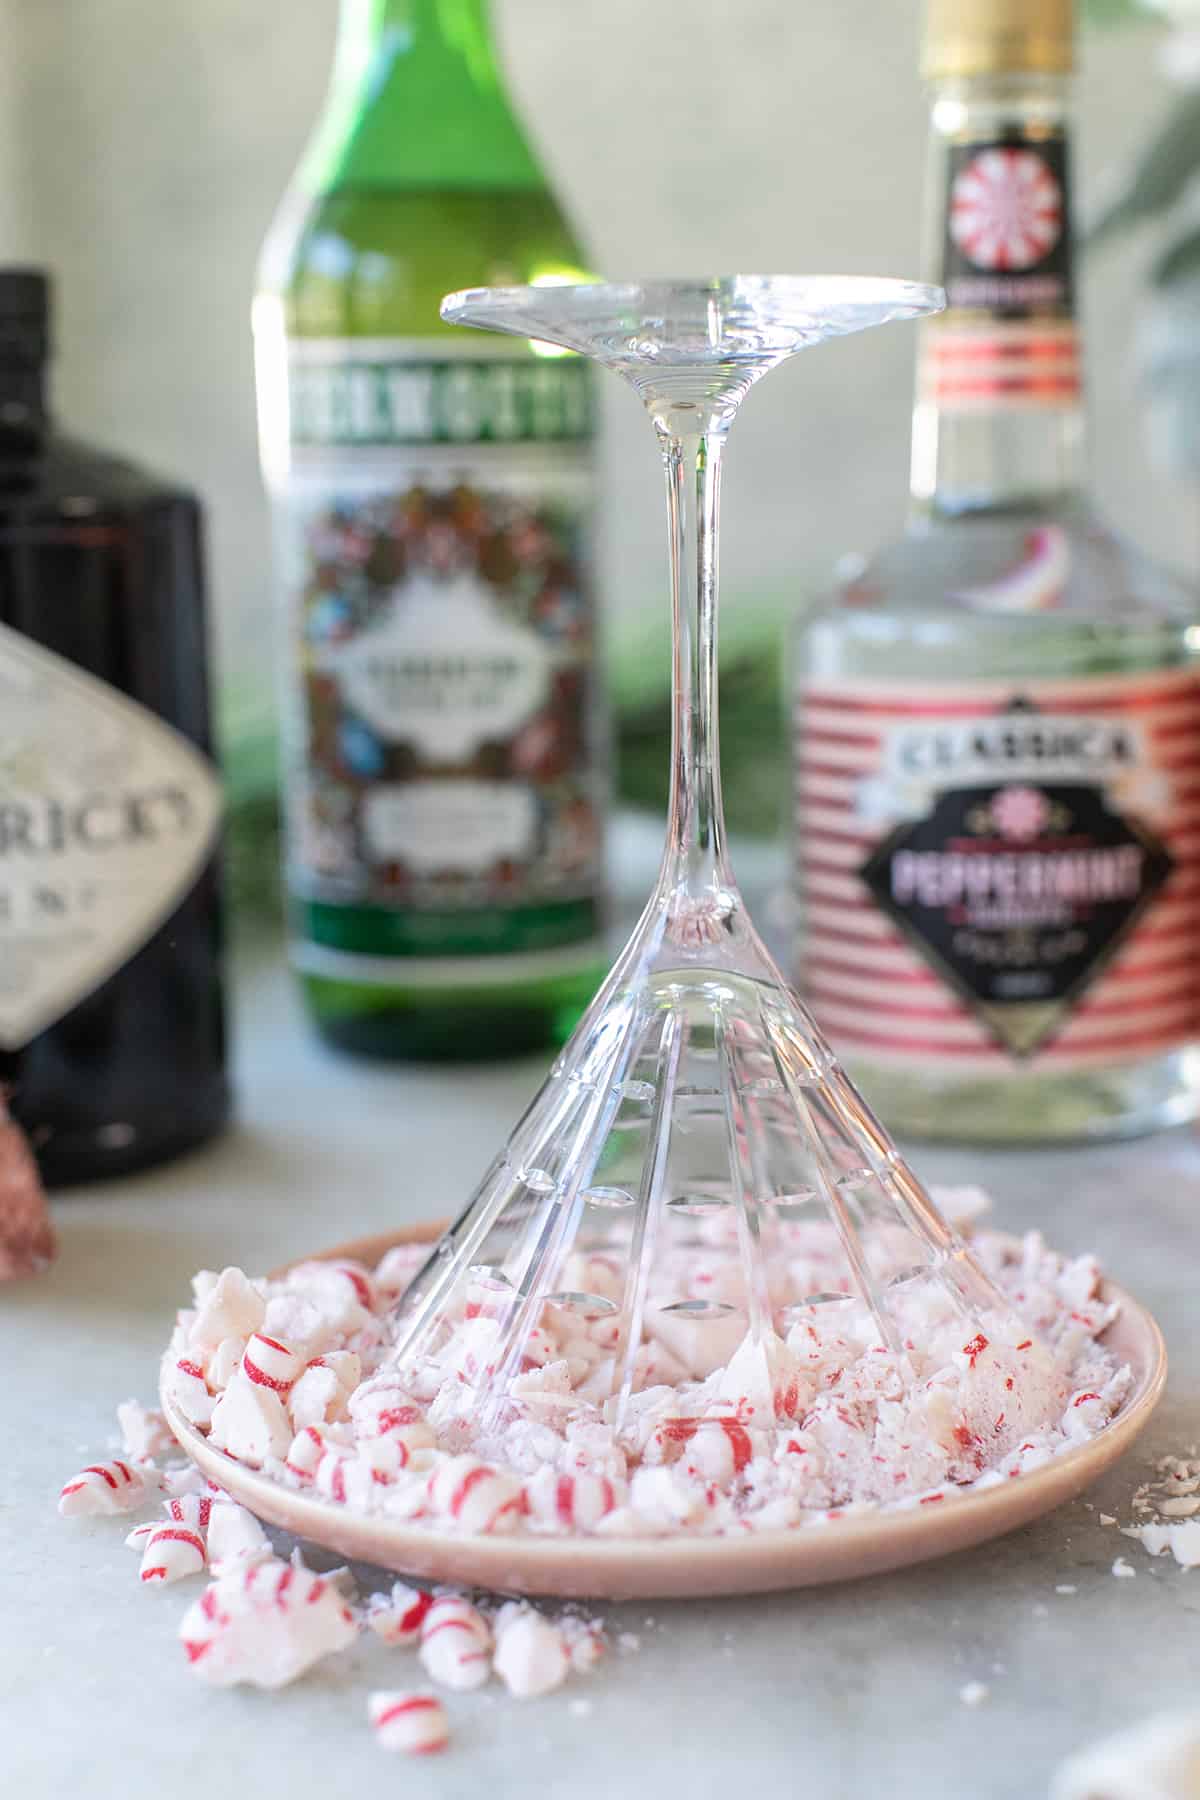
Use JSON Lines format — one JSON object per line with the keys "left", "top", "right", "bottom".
{"left": 950, "top": 148, "right": 1062, "bottom": 272}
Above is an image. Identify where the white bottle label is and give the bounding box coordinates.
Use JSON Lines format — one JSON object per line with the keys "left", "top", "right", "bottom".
{"left": 264, "top": 334, "right": 604, "bottom": 984}
{"left": 797, "top": 668, "right": 1200, "bottom": 1072}
{"left": 0, "top": 622, "right": 222, "bottom": 1050}
{"left": 331, "top": 569, "right": 553, "bottom": 761}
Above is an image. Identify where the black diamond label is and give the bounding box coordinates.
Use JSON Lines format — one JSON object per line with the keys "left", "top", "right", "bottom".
{"left": 860, "top": 781, "right": 1174, "bottom": 1058}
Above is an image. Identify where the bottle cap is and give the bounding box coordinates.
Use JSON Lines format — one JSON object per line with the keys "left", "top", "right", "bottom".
{"left": 0, "top": 268, "right": 50, "bottom": 366}
{"left": 922, "top": 0, "right": 1074, "bottom": 79}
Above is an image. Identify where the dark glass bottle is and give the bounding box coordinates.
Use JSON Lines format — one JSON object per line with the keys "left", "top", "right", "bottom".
{"left": 0, "top": 270, "right": 229, "bottom": 1185}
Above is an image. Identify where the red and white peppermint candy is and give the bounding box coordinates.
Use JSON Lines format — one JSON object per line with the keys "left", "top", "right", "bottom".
{"left": 179, "top": 1557, "right": 358, "bottom": 1689}
{"left": 426, "top": 1455, "right": 524, "bottom": 1535}
{"left": 208, "top": 1374, "right": 292, "bottom": 1467}
{"left": 115, "top": 1400, "right": 174, "bottom": 1465}
{"left": 317, "top": 1348, "right": 362, "bottom": 1388}
{"left": 282, "top": 1261, "right": 373, "bottom": 1335}
{"left": 680, "top": 1417, "right": 759, "bottom": 1484}
{"left": 365, "top": 1581, "right": 435, "bottom": 1647}
{"left": 205, "top": 1501, "right": 270, "bottom": 1573}
{"left": 284, "top": 1424, "right": 335, "bottom": 1483}
{"left": 313, "top": 1447, "right": 354, "bottom": 1504}
{"left": 287, "top": 1364, "right": 343, "bottom": 1431}
{"left": 161, "top": 1356, "right": 214, "bottom": 1427}
{"left": 140, "top": 1514, "right": 208, "bottom": 1585}
{"left": 348, "top": 1394, "right": 435, "bottom": 1466}
{"left": 372, "top": 1242, "right": 429, "bottom": 1297}
{"left": 518, "top": 1325, "right": 558, "bottom": 1370}
{"left": 367, "top": 1690, "right": 449, "bottom": 1756}
{"left": 348, "top": 1374, "right": 422, "bottom": 1437}
{"left": 327, "top": 1261, "right": 376, "bottom": 1314}
{"left": 207, "top": 1336, "right": 246, "bottom": 1393}
{"left": 58, "top": 1459, "right": 147, "bottom": 1518}
{"left": 418, "top": 1596, "right": 492, "bottom": 1692}
{"left": 242, "top": 1334, "right": 304, "bottom": 1395}
{"left": 560, "top": 1614, "right": 607, "bottom": 1673}
{"left": 493, "top": 1608, "right": 570, "bottom": 1699}
{"left": 524, "top": 1464, "right": 622, "bottom": 1531}
{"left": 189, "top": 1267, "right": 266, "bottom": 1354}
{"left": 165, "top": 1493, "right": 214, "bottom": 1530}
{"left": 289, "top": 1351, "right": 364, "bottom": 1430}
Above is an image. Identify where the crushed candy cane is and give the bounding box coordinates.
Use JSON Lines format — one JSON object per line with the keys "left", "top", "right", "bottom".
{"left": 493, "top": 1605, "right": 571, "bottom": 1699}
{"left": 1122, "top": 1450, "right": 1200, "bottom": 1569}
{"left": 59, "top": 1459, "right": 150, "bottom": 1517}
{"left": 178, "top": 1557, "right": 359, "bottom": 1689}
{"left": 59, "top": 1394, "right": 615, "bottom": 1710}
{"left": 149, "top": 1214, "right": 1130, "bottom": 1540}
{"left": 367, "top": 1690, "right": 450, "bottom": 1756}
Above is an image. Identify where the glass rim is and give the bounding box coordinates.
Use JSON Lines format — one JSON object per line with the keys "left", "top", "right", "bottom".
{"left": 441, "top": 274, "right": 945, "bottom": 333}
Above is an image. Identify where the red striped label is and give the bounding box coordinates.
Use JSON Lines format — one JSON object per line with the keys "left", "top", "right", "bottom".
{"left": 795, "top": 669, "right": 1200, "bottom": 1072}
{"left": 920, "top": 322, "right": 1081, "bottom": 414}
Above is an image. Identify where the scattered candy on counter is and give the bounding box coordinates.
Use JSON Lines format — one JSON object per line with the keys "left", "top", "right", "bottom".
{"left": 53, "top": 1197, "right": 1159, "bottom": 1763}
{"left": 1123, "top": 1452, "right": 1200, "bottom": 1569}
{"left": 178, "top": 1557, "right": 360, "bottom": 1690}
{"left": 365, "top": 1580, "right": 434, "bottom": 1646}
{"left": 418, "top": 1595, "right": 493, "bottom": 1692}
{"left": 493, "top": 1605, "right": 571, "bottom": 1699}
{"left": 58, "top": 1459, "right": 150, "bottom": 1517}
{"left": 367, "top": 1690, "right": 451, "bottom": 1756}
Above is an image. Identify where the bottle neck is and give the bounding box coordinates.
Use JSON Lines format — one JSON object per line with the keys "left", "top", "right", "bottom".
{"left": 301, "top": 0, "right": 543, "bottom": 193}
{"left": 0, "top": 360, "right": 47, "bottom": 470}
{"left": 909, "top": 72, "right": 1086, "bottom": 522}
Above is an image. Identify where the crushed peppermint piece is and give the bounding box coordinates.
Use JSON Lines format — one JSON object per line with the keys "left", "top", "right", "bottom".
{"left": 1099, "top": 1513, "right": 1116, "bottom": 1526}
{"left": 178, "top": 1558, "right": 357, "bottom": 1688}
{"left": 367, "top": 1690, "right": 449, "bottom": 1756}
{"left": 959, "top": 1681, "right": 989, "bottom": 1707}
{"left": 1111, "top": 1556, "right": 1136, "bottom": 1579}
{"left": 146, "top": 1220, "right": 1130, "bottom": 1543}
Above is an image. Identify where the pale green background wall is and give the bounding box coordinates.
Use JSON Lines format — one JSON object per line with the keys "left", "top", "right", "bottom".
{"left": 0, "top": 0, "right": 1191, "bottom": 696}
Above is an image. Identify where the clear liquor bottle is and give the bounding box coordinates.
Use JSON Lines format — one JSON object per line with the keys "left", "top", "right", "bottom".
{"left": 793, "top": 0, "right": 1200, "bottom": 1142}
{"left": 254, "top": 0, "right": 607, "bottom": 1061}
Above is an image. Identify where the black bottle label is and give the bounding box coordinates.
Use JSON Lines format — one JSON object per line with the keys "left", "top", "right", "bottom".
{"left": 797, "top": 672, "right": 1200, "bottom": 1070}
{"left": 941, "top": 132, "right": 1073, "bottom": 317}
{"left": 0, "top": 622, "right": 222, "bottom": 1050}
{"left": 859, "top": 778, "right": 1172, "bottom": 1058}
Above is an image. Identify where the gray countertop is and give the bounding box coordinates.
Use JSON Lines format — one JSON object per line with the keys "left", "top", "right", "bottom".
{"left": 5, "top": 949, "right": 1200, "bottom": 1800}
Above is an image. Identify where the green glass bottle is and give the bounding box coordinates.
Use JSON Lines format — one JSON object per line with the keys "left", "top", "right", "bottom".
{"left": 254, "top": 0, "right": 607, "bottom": 1060}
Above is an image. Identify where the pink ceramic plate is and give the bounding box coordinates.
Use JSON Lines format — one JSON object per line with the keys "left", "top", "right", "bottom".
{"left": 161, "top": 1221, "right": 1166, "bottom": 1600}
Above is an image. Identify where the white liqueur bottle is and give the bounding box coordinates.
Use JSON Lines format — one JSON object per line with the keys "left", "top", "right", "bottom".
{"left": 793, "top": 0, "right": 1200, "bottom": 1142}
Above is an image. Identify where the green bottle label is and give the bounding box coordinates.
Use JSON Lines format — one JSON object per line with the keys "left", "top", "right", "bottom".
{"left": 281, "top": 338, "right": 604, "bottom": 983}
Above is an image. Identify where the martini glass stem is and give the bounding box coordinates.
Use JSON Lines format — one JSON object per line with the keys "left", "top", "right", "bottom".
{"left": 660, "top": 420, "right": 733, "bottom": 902}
